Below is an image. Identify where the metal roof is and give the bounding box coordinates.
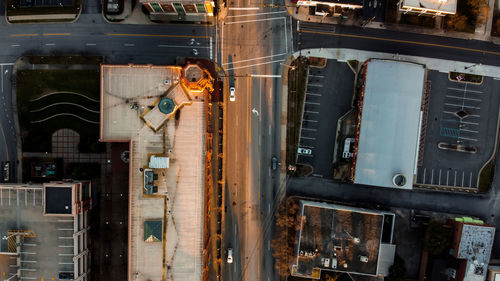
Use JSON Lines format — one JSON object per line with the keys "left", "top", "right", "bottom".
{"left": 354, "top": 59, "right": 425, "bottom": 189}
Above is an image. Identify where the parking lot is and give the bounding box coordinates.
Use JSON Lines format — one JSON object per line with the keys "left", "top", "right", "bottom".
{"left": 415, "top": 71, "right": 500, "bottom": 189}
{"left": 0, "top": 186, "right": 75, "bottom": 280}
{"left": 297, "top": 59, "right": 354, "bottom": 178}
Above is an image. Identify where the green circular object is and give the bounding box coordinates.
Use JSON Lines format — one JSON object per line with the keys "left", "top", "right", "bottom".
{"left": 158, "top": 98, "right": 175, "bottom": 114}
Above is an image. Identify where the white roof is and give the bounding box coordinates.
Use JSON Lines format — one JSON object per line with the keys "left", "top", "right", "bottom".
{"left": 402, "top": 0, "right": 456, "bottom": 13}
{"left": 354, "top": 60, "right": 425, "bottom": 189}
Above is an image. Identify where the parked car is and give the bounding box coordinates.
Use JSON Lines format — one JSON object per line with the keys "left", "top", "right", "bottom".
{"left": 271, "top": 156, "right": 279, "bottom": 170}
{"left": 229, "top": 87, "right": 236, "bottom": 102}
{"left": 3, "top": 162, "right": 10, "bottom": 182}
{"left": 59, "top": 272, "right": 74, "bottom": 280}
{"left": 297, "top": 147, "right": 312, "bottom": 155}
{"left": 227, "top": 248, "right": 233, "bottom": 263}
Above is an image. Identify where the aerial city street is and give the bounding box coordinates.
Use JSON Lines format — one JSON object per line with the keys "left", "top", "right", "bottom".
{"left": 0, "top": 0, "right": 499, "bottom": 280}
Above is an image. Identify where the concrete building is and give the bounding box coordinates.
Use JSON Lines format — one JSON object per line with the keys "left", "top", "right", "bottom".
{"left": 140, "top": 0, "right": 215, "bottom": 23}
{"left": 296, "top": 0, "right": 363, "bottom": 16}
{"left": 100, "top": 63, "right": 214, "bottom": 281}
{"left": 350, "top": 59, "right": 426, "bottom": 189}
{"left": 450, "top": 218, "right": 495, "bottom": 281}
{"left": 0, "top": 181, "right": 91, "bottom": 281}
{"left": 291, "top": 200, "right": 396, "bottom": 279}
{"left": 399, "top": 0, "right": 456, "bottom": 16}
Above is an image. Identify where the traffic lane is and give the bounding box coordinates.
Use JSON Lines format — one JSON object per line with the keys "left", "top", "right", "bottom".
{"left": 0, "top": 64, "right": 16, "bottom": 166}
{"left": 299, "top": 30, "right": 500, "bottom": 66}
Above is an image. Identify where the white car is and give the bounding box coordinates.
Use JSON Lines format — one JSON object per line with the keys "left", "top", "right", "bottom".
{"left": 227, "top": 248, "right": 233, "bottom": 263}
{"left": 229, "top": 87, "right": 236, "bottom": 102}
{"left": 297, "top": 147, "right": 312, "bottom": 155}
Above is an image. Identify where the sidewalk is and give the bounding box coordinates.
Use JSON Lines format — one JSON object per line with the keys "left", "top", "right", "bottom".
{"left": 287, "top": 0, "right": 499, "bottom": 43}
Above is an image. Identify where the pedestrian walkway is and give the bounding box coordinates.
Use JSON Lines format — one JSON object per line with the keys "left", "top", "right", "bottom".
{"left": 7, "top": 13, "right": 78, "bottom": 22}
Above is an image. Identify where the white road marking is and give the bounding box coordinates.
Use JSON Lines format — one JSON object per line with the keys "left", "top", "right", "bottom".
{"left": 59, "top": 262, "right": 74, "bottom": 265}
{"left": 301, "top": 136, "right": 316, "bottom": 140}
{"left": 438, "top": 169, "right": 442, "bottom": 185}
{"left": 58, "top": 228, "right": 73, "bottom": 231}
{"left": 459, "top": 136, "right": 478, "bottom": 141}
{"left": 302, "top": 128, "right": 317, "bottom": 131}
{"left": 210, "top": 37, "right": 213, "bottom": 60}
{"left": 300, "top": 145, "right": 315, "bottom": 148}
{"left": 308, "top": 84, "right": 323, "bottom": 87}
{"left": 85, "top": 43, "right": 96, "bottom": 46}
{"left": 269, "top": 125, "right": 271, "bottom": 135}
{"left": 20, "top": 260, "right": 37, "bottom": 263}
{"left": 23, "top": 244, "right": 36, "bottom": 247}
{"left": 19, "top": 268, "right": 36, "bottom": 271}
{"left": 307, "top": 93, "right": 322, "bottom": 96}
{"left": 157, "top": 44, "right": 209, "bottom": 49}
{"left": 443, "top": 111, "right": 479, "bottom": 118}
{"left": 444, "top": 103, "right": 480, "bottom": 109}
{"left": 445, "top": 95, "right": 481, "bottom": 102}
{"left": 11, "top": 44, "right": 20, "bottom": 47}
{"left": 20, "top": 277, "right": 36, "bottom": 280}
{"left": 58, "top": 237, "right": 73, "bottom": 239}
{"left": 303, "top": 119, "right": 318, "bottom": 122}
{"left": 58, "top": 254, "right": 74, "bottom": 256}
{"left": 305, "top": 101, "right": 320, "bottom": 105}
{"left": 45, "top": 43, "right": 55, "bottom": 46}
{"left": 309, "top": 75, "right": 324, "bottom": 78}
{"left": 58, "top": 245, "right": 73, "bottom": 248}
{"left": 454, "top": 170, "right": 457, "bottom": 186}
{"left": 225, "top": 17, "right": 285, "bottom": 25}
{"left": 228, "top": 7, "right": 260, "bottom": 10}
{"left": 423, "top": 168, "right": 426, "bottom": 184}
{"left": 305, "top": 110, "right": 319, "bottom": 114}
{"left": 446, "top": 170, "right": 449, "bottom": 186}
{"left": 461, "top": 121, "right": 480, "bottom": 125}
{"left": 461, "top": 171, "right": 465, "bottom": 187}
{"left": 226, "top": 11, "right": 286, "bottom": 18}
{"left": 460, "top": 129, "right": 479, "bottom": 133}
{"left": 227, "top": 59, "right": 285, "bottom": 71}
{"left": 430, "top": 169, "right": 434, "bottom": 184}
{"left": 469, "top": 172, "right": 473, "bottom": 187}
{"left": 58, "top": 220, "right": 73, "bottom": 222}
{"left": 448, "top": 87, "right": 483, "bottom": 94}
{"left": 20, "top": 252, "right": 36, "bottom": 255}
{"left": 124, "top": 43, "right": 135, "bottom": 47}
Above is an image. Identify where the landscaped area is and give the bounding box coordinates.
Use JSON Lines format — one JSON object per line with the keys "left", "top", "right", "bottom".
{"left": 16, "top": 69, "right": 102, "bottom": 153}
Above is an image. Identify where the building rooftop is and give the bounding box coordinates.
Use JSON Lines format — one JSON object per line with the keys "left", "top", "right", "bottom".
{"left": 354, "top": 59, "right": 425, "bottom": 189}
{"left": 297, "top": 0, "right": 364, "bottom": 7}
{"left": 45, "top": 186, "right": 72, "bottom": 215}
{"left": 455, "top": 222, "right": 495, "bottom": 281}
{"left": 401, "top": 0, "right": 456, "bottom": 14}
{"left": 100, "top": 64, "right": 206, "bottom": 281}
{"left": 292, "top": 200, "right": 395, "bottom": 278}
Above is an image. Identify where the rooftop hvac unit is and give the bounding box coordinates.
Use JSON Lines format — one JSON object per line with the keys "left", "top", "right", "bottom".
{"left": 331, "top": 258, "right": 337, "bottom": 269}
{"left": 360, "top": 256, "right": 368, "bottom": 263}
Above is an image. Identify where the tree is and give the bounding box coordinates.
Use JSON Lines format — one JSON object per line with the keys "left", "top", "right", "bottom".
{"left": 467, "top": 0, "right": 490, "bottom": 25}
{"left": 385, "top": 254, "right": 407, "bottom": 281}
{"left": 272, "top": 198, "right": 300, "bottom": 277}
{"left": 447, "top": 14, "right": 469, "bottom": 31}
{"left": 423, "top": 221, "right": 453, "bottom": 256}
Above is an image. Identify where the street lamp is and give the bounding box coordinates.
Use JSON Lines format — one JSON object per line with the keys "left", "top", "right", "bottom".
{"left": 464, "top": 63, "right": 481, "bottom": 70}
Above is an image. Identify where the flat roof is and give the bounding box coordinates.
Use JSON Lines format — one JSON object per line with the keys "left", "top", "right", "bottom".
{"left": 297, "top": 0, "right": 364, "bottom": 7}
{"left": 100, "top": 64, "right": 182, "bottom": 141}
{"left": 354, "top": 59, "right": 425, "bottom": 189}
{"left": 0, "top": 184, "right": 75, "bottom": 279}
{"left": 101, "top": 64, "right": 205, "bottom": 281}
{"left": 294, "top": 200, "right": 386, "bottom": 277}
{"left": 402, "top": 0, "right": 456, "bottom": 13}
{"left": 45, "top": 186, "right": 72, "bottom": 214}
{"left": 457, "top": 223, "right": 495, "bottom": 281}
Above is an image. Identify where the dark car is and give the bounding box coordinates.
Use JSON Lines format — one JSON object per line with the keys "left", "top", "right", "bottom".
{"left": 59, "top": 272, "right": 74, "bottom": 279}
{"left": 271, "top": 156, "right": 279, "bottom": 170}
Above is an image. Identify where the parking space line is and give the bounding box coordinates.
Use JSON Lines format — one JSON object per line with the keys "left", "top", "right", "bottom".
{"left": 58, "top": 220, "right": 73, "bottom": 222}
{"left": 438, "top": 169, "right": 442, "bottom": 185}
{"left": 443, "top": 111, "right": 480, "bottom": 118}
{"left": 460, "top": 129, "right": 479, "bottom": 133}
{"left": 19, "top": 268, "right": 36, "bottom": 271}
{"left": 446, "top": 170, "right": 450, "bottom": 186}
{"left": 445, "top": 95, "right": 482, "bottom": 102}
{"left": 302, "top": 128, "right": 317, "bottom": 131}
{"left": 58, "top": 237, "right": 73, "bottom": 239}
{"left": 448, "top": 87, "right": 483, "bottom": 94}
{"left": 309, "top": 75, "right": 324, "bottom": 78}
{"left": 58, "top": 254, "right": 73, "bottom": 256}
{"left": 303, "top": 119, "right": 318, "bottom": 122}
{"left": 300, "top": 154, "right": 314, "bottom": 157}
{"left": 444, "top": 103, "right": 480, "bottom": 109}
{"left": 459, "top": 136, "right": 478, "bottom": 141}
{"left": 430, "top": 169, "right": 434, "bottom": 184}
{"left": 423, "top": 168, "right": 426, "bottom": 183}
{"left": 20, "top": 260, "right": 37, "bottom": 263}
{"left": 300, "top": 145, "right": 315, "bottom": 148}
{"left": 301, "top": 136, "right": 316, "bottom": 140}
{"left": 461, "top": 171, "right": 465, "bottom": 187}
{"left": 305, "top": 101, "right": 320, "bottom": 105}
{"left": 20, "top": 252, "right": 36, "bottom": 255}
{"left": 58, "top": 228, "right": 73, "bottom": 231}
{"left": 461, "top": 121, "right": 480, "bottom": 125}
{"left": 58, "top": 262, "right": 74, "bottom": 265}
{"left": 58, "top": 245, "right": 73, "bottom": 248}
{"left": 469, "top": 172, "right": 473, "bottom": 187}
{"left": 23, "top": 244, "right": 36, "bottom": 247}
{"left": 454, "top": 170, "right": 457, "bottom": 186}
{"left": 307, "top": 93, "right": 322, "bottom": 97}
{"left": 308, "top": 84, "right": 323, "bottom": 87}
{"left": 305, "top": 110, "right": 318, "bottom": 114}
{"left": 20, "top": 277, "right": 36, "bottom": 280}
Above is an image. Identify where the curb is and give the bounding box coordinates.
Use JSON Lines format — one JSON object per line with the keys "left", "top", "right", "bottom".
{"left": 11, "top": 57, "right": 24, "bottom": 183}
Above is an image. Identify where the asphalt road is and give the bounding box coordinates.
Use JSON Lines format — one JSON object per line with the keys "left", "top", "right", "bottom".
{"left": 0, "top": 2, "right": 500, "bottom": 279}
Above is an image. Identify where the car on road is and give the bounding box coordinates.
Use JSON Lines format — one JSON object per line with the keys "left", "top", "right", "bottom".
{"left": 59, "top": 272, "right": 74, "bottom": 279}
{"left": 227, "top": 248, "right": 233, "bottom": 263}
{"left": 229, "top": 87, "right": 236, "bottom": 102}
{"left": 271, "top": 156, "right": 279, "bottom": 170}
{"left": 297, "top": 147, "right": 312, "bottom": 155}
{"left": 3, "top": 162, "right": 10, "bottom": 182}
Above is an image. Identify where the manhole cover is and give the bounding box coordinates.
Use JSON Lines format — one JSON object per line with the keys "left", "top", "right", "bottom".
{"left": 455, "top": 110, "right": 469, "bottom": 119}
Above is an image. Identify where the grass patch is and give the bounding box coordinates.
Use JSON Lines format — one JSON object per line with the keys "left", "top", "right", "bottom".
{"left": 6, "top": 0, "right": 81, "bottom": 16}
{"left": 286, "top": 57, "right": 309, "bottom": 168}
{"left": 478, "top": 159, "right": 495, "bottom": 193}
{"left": 27, "top": 56, "right": 104, "bottom": 65}
{"left": 449, "top": 71, "right": 483, "bottom": 83}
{"left": 16, "top": 69, "right": 103, "bottom": 153}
